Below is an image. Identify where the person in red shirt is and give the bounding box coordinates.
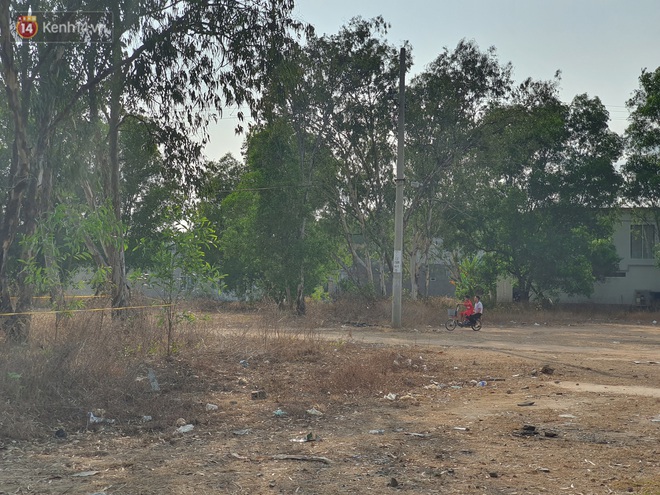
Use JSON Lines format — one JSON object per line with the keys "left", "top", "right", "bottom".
{"left": 459, "top": 296, "right": 474, "bottom": 323}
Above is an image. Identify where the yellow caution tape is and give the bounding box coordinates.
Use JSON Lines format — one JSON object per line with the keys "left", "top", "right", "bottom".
{"left": 0, "top": 303, "right": 172, "bottom": 317}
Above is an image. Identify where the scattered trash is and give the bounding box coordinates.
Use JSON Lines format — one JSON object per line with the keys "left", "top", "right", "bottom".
{"left": 147, "top": 368, "right": 160, "bottom": 392}
{"left": 251, "top": 390, "right": 267, "bottom": 400}
{"left": 453, "top": 427, "right": 469, "bottom": 431}
{"left": 232, "top": 429, "right": 250, "bottom": 435}
{"left": 369, "top": 429, "right": 385, "bottom": 434}
{"left": 290, "top": 432, "right": 319, "bottom": 443}
{"left": 540, "top": 365, "right": 554, "bottom": 375}
{"left": 141, "top": 416, "right": 153, "bottom": 423}
{"left": 513, "top": 425, "right": 538, "bottom": 437}
{"left": 239, "top": 360, "right": 249, "bottom": 368}
{"left": 653, "top": 320, "right": 657, "bottom": 325}
{"left": 71, "top": 471, "right": 99, "bottom": 477}
{"left": 559, "top": 414, "right": 576, "bottom": 419}
{"left": 205, "top": 403, "right": 219, "bottom": 411}
{"left": 273, "top": 408, "right": 287, "bottom": 417}
{"left": 450, "top": 385, "right": 462, "bottom": 389}
{"left": 384, "top": 393, "right": 397, "bottom": 401}
{"left": 424, "top": 381, "right": 446, "bottom": 389}
{"left": 404, "top": 432, "right": 430, "bottom": 438}
{"left": 651, "top": 416, "right": 660, "bottom": 423}
{"left": 477, "top": 381, "right": 487, "bottom": 387}
{"left": 87, "top": 411, "right": 115, "bottom": 425}
{"left": 544, "top": 430, "right": 558, "bottom": 438}
{"left": 272, "top": 454, "right": 331, "bottom": 464}
{"left": 517, "top": 401, "right": 535, "bottom": 407}
{"left": 306, "top": 408, "right": 323, "bottom": 416}
{"left": 534, "top": 323, "right": 540, "bottom": 326}
{"left": 54, "top": 428, "right": 67, "bottom": 439}
{"left": 176, "top": 424, "right": 194, "bottom": 434}
{"left": 537, "top": 467, "right": 550, "bottom": 473}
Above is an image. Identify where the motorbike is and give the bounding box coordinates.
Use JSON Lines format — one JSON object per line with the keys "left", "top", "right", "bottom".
{"left": 445, "top": 305, "right": 482, "bottom": 331}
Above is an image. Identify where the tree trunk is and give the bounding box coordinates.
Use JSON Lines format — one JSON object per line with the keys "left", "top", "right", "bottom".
{"left": 296, "top": 268, "right": 306, "bottom": 316}
{"left": 107, "top": 7, "right": 129, "bottom": 312}
{"left": 409, "top": 250, "right": 419, "bottom": 300}
{"left": 0, "top": 2, "right": 31, "bottom": 340}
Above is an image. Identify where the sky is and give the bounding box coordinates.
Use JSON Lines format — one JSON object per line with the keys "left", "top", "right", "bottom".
{"left": 204, "top": 0, "right": 660, "bottom": 161}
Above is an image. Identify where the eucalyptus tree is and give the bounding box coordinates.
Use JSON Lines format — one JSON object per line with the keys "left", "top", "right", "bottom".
{"left": 307, "top": 17, "right": 408, "bottom": 295}
{"left": 250, "top": 38, "right": 338, "bottom": 313}
{"left": 404, "top": 40, "right": 513, "bottom": 297}
{"left": 225, "top": 18, "right": 405, "bottom": 306}
{"left": 218, "top": 120, "right": 336, "bottom": 312}
{"left": 0, "top": 0, "right": 94, "bottom": 340}
{"left": 0, "top": 0, "right": 309, "bottom": 341}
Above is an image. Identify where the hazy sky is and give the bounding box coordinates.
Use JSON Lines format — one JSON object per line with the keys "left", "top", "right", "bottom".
{"left": 204, "top": 0, "right": 660, "bottom": 161}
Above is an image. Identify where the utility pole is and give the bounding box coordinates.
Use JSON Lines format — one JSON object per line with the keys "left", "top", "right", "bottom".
{"left": 392, "top": 47, "right": 405, "bottom": 328}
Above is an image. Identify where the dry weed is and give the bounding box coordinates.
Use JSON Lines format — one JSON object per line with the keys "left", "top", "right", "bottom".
{"left": 1, "top": 297, "right": 657, "bottom": 442}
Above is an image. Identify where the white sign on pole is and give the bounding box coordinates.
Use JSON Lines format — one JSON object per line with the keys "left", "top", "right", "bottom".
{"left": 393, "top": 250, "right": 402, "bottom": 274}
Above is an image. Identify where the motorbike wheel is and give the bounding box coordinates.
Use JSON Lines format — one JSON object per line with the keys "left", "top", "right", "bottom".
{"left": 471, "top": 320, "right": 482, "bottom": 331}
{"left": 445, "top": 319, "right": 457, "bottom": 331}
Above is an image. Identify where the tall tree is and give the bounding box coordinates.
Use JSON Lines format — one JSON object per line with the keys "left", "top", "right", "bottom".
{"left": 0, "top": 0, "right": 309, "bottom": 341}
{"left": 219, "top": 120, "right": 335, "bottom": 311}
{"left": 441, "top": 82, "right": 623, "bottom": 302}
{"left": 622, "top": 66, "right": 660, "bottom": 263}
{"left": 312, "top": 17, "right": 407, "bottom": 295}
{"left": 405, "top": 40, "right": 513, "bottom": 298}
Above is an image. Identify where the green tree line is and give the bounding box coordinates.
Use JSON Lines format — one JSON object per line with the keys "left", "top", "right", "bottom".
{"left": 1, "top": 5, "right": 659, "bottom": 342}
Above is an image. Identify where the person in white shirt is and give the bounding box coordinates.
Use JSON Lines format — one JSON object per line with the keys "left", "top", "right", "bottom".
{"left": 468, "top": 295, "right": 483, "bottom": 326}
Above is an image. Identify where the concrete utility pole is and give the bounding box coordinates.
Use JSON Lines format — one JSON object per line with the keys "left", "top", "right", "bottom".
{"left": 392, "top": 47, "right": 405, "bottom": 328}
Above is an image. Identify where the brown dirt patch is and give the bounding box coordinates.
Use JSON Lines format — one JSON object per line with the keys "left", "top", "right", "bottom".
{"left": 1, "top": 316, "right": 659, "bottom": 495}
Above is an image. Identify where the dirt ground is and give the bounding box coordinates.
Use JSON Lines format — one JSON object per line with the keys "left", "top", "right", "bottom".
{"left": 1, "top": 317, "right": 659, "bottom": 495}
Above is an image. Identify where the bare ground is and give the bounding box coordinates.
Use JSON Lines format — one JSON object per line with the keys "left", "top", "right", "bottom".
{"left": 1, "top": 317, "right": 659, "bottom": 495}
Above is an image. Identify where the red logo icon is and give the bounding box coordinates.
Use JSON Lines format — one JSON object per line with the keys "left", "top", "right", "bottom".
{"left": 16, "top": 15, "right": 38, "bottom": 39}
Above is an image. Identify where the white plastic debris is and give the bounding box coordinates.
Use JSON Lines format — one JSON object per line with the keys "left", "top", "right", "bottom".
{"left": 176, "top": 424, "right": 194, "bottom": 434}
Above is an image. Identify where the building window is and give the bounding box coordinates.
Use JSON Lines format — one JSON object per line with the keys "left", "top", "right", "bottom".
{"left": 630, "top": 224, "right": 657, "bottom": 259}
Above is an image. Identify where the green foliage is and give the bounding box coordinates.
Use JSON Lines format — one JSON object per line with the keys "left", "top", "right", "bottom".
{"left": 623, "top": 67, "right": 660, "bottom": 208}
{"left": 310, "top": 285, "right": 330, "bottom": 302}
{"left": 216, "top": 119, "right": 338, "bottom": 308}
{"left": 18, "top": 201, "right": 123, "bottom": 297}
{"left": 450, "top": 255, "right": 497, "bottom": 300}
{"left": 130, "top": 206, "right": 220, "bottom": 355}
{"left": 439, "top": 82, "right": 623, "bottom": 301}
{"left": 623, "top": 67, "right": 660, "bottom": 265}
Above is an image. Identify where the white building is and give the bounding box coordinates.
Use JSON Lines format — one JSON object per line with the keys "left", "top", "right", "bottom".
{"left": 497, "top": 209, "right": 660, "bottom": 307}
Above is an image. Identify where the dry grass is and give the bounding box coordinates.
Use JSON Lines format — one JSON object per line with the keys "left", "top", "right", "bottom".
{"left": 0, "top": 296, "right": 658, "bottom": 441}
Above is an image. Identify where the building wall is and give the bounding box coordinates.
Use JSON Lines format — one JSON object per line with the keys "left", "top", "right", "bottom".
{"left": 572, "top": 210, "right": 660, "bottom": 306}
{"left": 496, "top": 209, "right": 660, "bottom": 307}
